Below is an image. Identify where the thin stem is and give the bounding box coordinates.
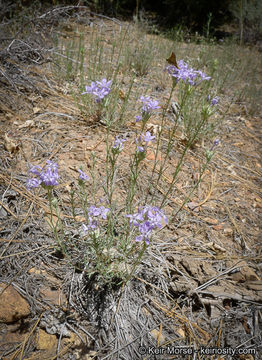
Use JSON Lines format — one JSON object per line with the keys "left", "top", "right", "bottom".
{"left": 125, "top": 242, "right": 147, "bottom": 283}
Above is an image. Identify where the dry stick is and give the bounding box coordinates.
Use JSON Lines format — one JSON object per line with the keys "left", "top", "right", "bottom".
{"left": 135, "top": 276, "right": 175, "bottom": 302}
{"left": 217, "top": 319, "right": 223, "bottom": 348}
{"left": 0, "top": 238, "right": 30, "bottom": 243}
{"left": 8, "top": 313, "right": 43, "bottom": 360}
{"left": 157, "top": 323, "right": 163, "bottom": 347}
{"left": 218, "top": 153, "right": 262, "bottom": 177}
{"left": 0, "top": 173, "right": 50, "bottom": 212}
{"left": 100, "top": 323, "right": 161, "bottom": 360}
{"left": 224, "top": 204, "right": 249, "bottom": 251}
{"left": 192, "top": 170, "right": 216, "bottom": 208}
{"left": 196, "top": 290, "right": 262, "bottom": 305}
{"left": 151, "top": 298, "right": 210, "bottom": 340}
{"left": 0, "top": 201, "right": 34, "bottom": 258}
{"left": 236, "top": 336, "right": 258, "bottom": 350}
{"left": 0, "top": 199, "right": 18, "bottom": 218}
{"left": 191, "top": 261, "right": 243, "bottom": 294}
{"left": 0, "top": 245, "right": 53, "bottom": 259}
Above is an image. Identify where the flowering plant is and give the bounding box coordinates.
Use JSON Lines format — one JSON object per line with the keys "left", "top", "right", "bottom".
{"left": 82, "top": 78, "right": 112, "bottom": 103}
{"left": 26, "top": 160, "right": 59, "bottom": 189}
{"left": 166, "top": 60, "right": 211, "bottom": 86}
{"left": 136, "top": 95, "right": 160, "bottom": 131}
{"left": 126, "top": 205, "right": 168, "bottom": 245}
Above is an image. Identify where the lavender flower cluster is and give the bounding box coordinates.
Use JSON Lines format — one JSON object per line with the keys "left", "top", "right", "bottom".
{"left": 140, "top": 96, "right": 160, "bottom": 114}
{"left": 78, "top": 169, "right": 90, "bottom": 181}
{"left": 166, "top": 60, "right": 211, "bottom": 85}
{"left": 112, "top": 136, "right": 126, "bottom": 152}
{"left": 82, "top": 79, "right": 112, "bottom": 102}
{"left": 26, "top": 160, "right": 59, "bottom": 189}
{"left": 82, "top": 205, "right": 110, "bottom": 233}
{"left": 210, "top": 96, "right": 219, "bottom": 106}
{"left": 136, "top": 95, "right": 160, "bottom": 123}
{"left": 126, "top": 205, "right": 168, "bottom": 244}
{"left": 135, "top": 131, "right": 155, "bottom": 152}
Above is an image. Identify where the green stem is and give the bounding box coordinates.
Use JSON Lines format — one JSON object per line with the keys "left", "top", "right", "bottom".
{"left": 126, "top": 241, "right": 147, "bottom": 282}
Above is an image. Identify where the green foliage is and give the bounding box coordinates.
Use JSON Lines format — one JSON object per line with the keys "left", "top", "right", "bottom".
{"left": 123, "top": 38, "right": 155, "bottom": 76}
{"left": 229, "top": 0, "right": 262, "bottom": 43}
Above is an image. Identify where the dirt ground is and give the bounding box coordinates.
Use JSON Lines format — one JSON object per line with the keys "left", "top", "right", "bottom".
{"left": 0, "top": 7, "right": 261, "bottom": 360}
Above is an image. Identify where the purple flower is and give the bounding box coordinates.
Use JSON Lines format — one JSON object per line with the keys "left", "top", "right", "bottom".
{"left": 166, "top": 60, "right": 211, "bottom": 86}
{"left": 82, "top": 78, "right": 112, "bottom": 102}
{"left": 96, "top": 79, "right": 112, "bottom": 89}
{"left": 39, "top": 168, "right": 59, "bottom": 187}
{"left": 89, "top": 205, "right": 101, "bottom": 217}
{"left": 82, "top": 205, "right": 110, "bottom": 234}
{"left": 136, "top": 115, "right": 142, "bottom": 122}
{"left": 88, "top": 205, "right": 110, "bottom": 219}
{"left": 88, "top": 217, "right": 98, "bottom": 229}
{"left": 196, "top": 70, "right": 211, "bottom": 82}
{"left": 135, "top": 235, "right": 149, "bottom": 244}
{"left": 26, "top": 177, "right": 41, "bottom": 189}
{"left": 126, "top": 205, "right": 168, "bottom": 245}
{"left": 140, "top": 96, "right": 160, "bottom": 114}
{"left": 126, "top": 211, "right": 144, "bottom": 227}
{"left": 26, "top": 160, "right": 59, "bottom": 189}
{"left": 210, "top": 96, "right": 219, "bottom": 106}
{"left": 142, "top": 131, "right": 155, "bottom": 143}
{"left": 46, "top": 160, "right": 59, "bottom": 172}
{"left": 99, "top": 206, "right": 110, "bottom": 219}
{"left": 29, "top": 164, "right": 41, "bottom": 176}
{"left": 82, "top": 218, "right": 97, "bottom": 232}
{"left": 83, "top": 81, "right": 97, "bottom": 94}
{"left": 78, "top": 169, "right": 89, "bottom": 181}
{"left": 135, "top": 221, "right": 151, "bottom": 244}
{"left": 112, "top": 136, "right": 126, "bottom": 151}
{"left": 210, "top": 139, "right": 220, "bottom": 151}
{"left": 137, "top": 146, "right": 145, "bottom": 152}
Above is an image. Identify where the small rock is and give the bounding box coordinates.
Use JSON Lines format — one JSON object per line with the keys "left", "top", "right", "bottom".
{"left": 36, "top": 329, "right": 57, "bottom": 350}
{"left": 223, "top": 227, "right": 233, "bottom": 235}
{"left": 0, "top": 283, "right": 30, "bottom": 323}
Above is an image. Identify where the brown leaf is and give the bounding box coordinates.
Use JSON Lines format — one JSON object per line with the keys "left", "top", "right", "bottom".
{"left": 203, "top": 217, "right": 219, "bottom": 225}
{"left": 4, "top": 132, "right": 20, "bottom": 154}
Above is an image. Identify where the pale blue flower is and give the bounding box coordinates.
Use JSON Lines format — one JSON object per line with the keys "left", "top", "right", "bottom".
{"left": 166, "top": 60, "right": 211, "bottom": 85}
{"left": 39, "top": 168, "right": 59, "bottom": 187}
{"left": 140, "top": 96, "right": 160, "bottom": 113}
{"left": 126, "top": 205, "right": 168, "bottom": 245}
{"left": 29, "top": 164, "right": 41, "bottom": 176}
{"left": 112, "top": 136, "right": 126, "bottom": 151}
{"left": 211, "top": 96, "right": 219, "bottom": 106}
{"left": 137, "top": 146, "right": 145, "bottom": 152}
{"left": 142, "top": 131, "right": 155, "bottom": 143}
{"left": 26, "top": 177, "right": 41, "bottom": 189}
{"left": 27, "top": 160, "right": 59, "bottom": 189}
{"left": 82, "top": 78, "right": 112, "bottom": 102}
{"left": 78, "top": 169, "right": 89, "bottom": 181}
